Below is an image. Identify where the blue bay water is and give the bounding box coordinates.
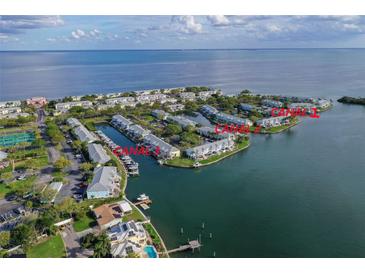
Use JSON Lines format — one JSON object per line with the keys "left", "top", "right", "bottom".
{"left": 1, "top": 49, "right": 365, "bottom": 257}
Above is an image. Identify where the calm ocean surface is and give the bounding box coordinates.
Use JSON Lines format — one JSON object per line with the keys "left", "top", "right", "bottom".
{"left": 2, "top": 49, "right": 365, "bottom": 257}
{"left": 1, "top": 49, "right": 365, "bottom": 100}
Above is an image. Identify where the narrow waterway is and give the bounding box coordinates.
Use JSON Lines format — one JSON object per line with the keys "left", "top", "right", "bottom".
{"left": 97, "top": 102, "right": 365, "bottom": 257}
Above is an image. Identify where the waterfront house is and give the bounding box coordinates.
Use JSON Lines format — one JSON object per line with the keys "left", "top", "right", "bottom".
{"left": 151, "top": 109, "right": 169, "bottom": 120}
{"left": 179, "top": 92, "right": 196, "bottom": 101}
{"left": 288, "top": 103, "right": 316, "bottom": 113}
{"left": 87, "top": 143, "right": 111, "bottom": 165}
{"left": 200, "top": 105, "right": 219, "bottom": 117}
{"left": 93, "top": 200, "right": 132, "bottom": 230}
{"left": 239, "top": 103, "right": 256, "bottom": 114}
{"left": 111, "top": 115, "right": 133, "bottom": 130}
{"left": 66, "top": 117, "right": 83, "bottom": 128}
{"left": 215, "top": 112, "right": 253, "bottom": 127}
{"left": 74, "top": 125, "right": 98, "bottom": 143}
{"left": 167, "top": 103, "right": 185, "bottom": 112}
{"left": 197, "top": 90, "right": 218, "bottom": 100}
{"left": 261, "top": 99, "right": 283, "bottom": 108}
{"left": 256, "top": 116, "right": 290, "bottom": 128}
{"left": 107, "top": 220, "right": 147, "bottom": 257}
{"left": 128, "top": 124, "right": 151, "bottom": 140}
{"left": 55, "top": 100, "right": 93, "bottom": 113}
{"left": 196, "top": 126, "right": 234, "bottom": 140}
{"left": 86, "top": 166, "right": 121, "bottom": 199}
{"left": 167, "top": 115, "right": 197, "bottom": 129}
{"left": 185, "top": 138, "right": 235, "bottom": 160}
{"left": 143, "top": 134, "right": 180, "bottom": 159}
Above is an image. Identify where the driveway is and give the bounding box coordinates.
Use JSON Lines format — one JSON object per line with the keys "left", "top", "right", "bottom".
{"left": 54, "top": 142, "right": 86, "bottom": 204}
{"left": 60, "top": 225, "right": 92, "bottom": 258}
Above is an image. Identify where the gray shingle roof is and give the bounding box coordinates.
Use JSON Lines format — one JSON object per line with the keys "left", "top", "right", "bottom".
{"left": 88, "top": 143, "right": 111, "bottom": 164}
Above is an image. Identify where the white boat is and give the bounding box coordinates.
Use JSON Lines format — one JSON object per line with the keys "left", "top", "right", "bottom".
{"left": 137, "top": 193, "right": 149, "bottom": 201}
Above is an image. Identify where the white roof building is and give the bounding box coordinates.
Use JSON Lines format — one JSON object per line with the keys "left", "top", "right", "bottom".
{"left": 87, "top": 166, "right": 121, "bottom": 199}
{"left": 111, "top": 115, "right": 133, "bottom": 130}
{"left": 167, "top": 115, "right": 197, "bottom": 129}
{"left": 0, "top": 107, "right": 21, "bottom": 115}
{"left": 128, "top": 124, "right": 150, "bottom": 139}
{"left": 167, "top": 104, "right": 185, "bottom": 112}
{"left": 261, "top": 99, "right": 283, "bottom": 108}
{"left": 179, "top": 92, "right": 196, "bottom": 101}
{"left": 106, "top": 97, "right": 136, "bottom": 105}
{"left": 55, "top": 101, "right": 93, "bottom": 112}
{"left": 0, "top": 100, "right": 21, "bottom": 108}
{"left": 185, "top": 138, "right": 235, "bottom": 160}
{"left": 74, "top": 125, "right": 98, "bottom": 143}
{"left": 256, "top": 116, "right": 289, "bottom": 128}
{"left": 66, "top": 118, "right": 83, "bottom": 128}
{"left": 88, "top": 143, "right": 111, "bottom": 165}
{"left": 215, "top": 112, "right": 253, "bottom": 126}
{"left": 143, "top": 134, "right": 180, "bottom": 159}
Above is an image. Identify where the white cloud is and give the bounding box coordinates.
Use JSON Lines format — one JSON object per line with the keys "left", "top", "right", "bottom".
{"left": 171, "top": 16, "right": 202, "bottom": 34}
{"left": 207, "top": 15, "right": 230, "bottom": 26}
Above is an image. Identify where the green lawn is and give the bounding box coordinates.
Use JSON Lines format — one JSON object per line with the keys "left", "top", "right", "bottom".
{"left": 165, "top": 157, "right": 195, "bottom": 167}
{"left": 27, "top": 234, "right": 66, "bottom": 258}
{"left": 262, "top": 119, "right": 299, "bottom": 134}
{"left": 0, "top": 183, "right": 9, "bottom": 199}
{"left": 122, "top": 205, "right": 146, "bottom": 222}
{"left": 73, "top": 212, "right": 96, "bottom": 232}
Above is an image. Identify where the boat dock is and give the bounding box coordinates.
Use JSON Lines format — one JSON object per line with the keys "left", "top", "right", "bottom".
{"left": 167, "top": 240, "right": 202, "bottom": 254}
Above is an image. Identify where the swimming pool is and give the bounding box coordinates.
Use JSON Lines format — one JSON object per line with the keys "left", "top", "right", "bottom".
{"left": 144, "top": 245, "right": 158, "bottom": 258}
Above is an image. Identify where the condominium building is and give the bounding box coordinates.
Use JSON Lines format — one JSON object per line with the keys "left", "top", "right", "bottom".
{"left": 167, "top": 115, "right": 197, "bottom": 129}
{"left": 87, "top": 143, "right": 111, "bottom": 165}
{"left": 86, "top": 166, "right": 121, "bottom": 199}
{"left": 55, "top": 101, "right": 93, "bottom": 113}
{"left": 185, "top": 138, "right": 235, "bottom": 160}
{"left": 143, "top": 134, "right": 180, "bottom": 159}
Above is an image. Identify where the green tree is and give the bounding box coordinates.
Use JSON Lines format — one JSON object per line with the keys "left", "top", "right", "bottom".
{"left": 80, "top": 162, "right": 94, "bottom": 172}
{"left": 54, "top": 156, "right": 71, "bottom": 171}
{"left": 0, "top": 231, "right": 10, "bottom": 248}
{"left": 92, "top": 233, "right": 111, "bottom": 258}
{"left": 10, "top": 224, "right": 37, "bottom": 249}
{"left": 164, "top": 124, "right": 182, "bottom": 136}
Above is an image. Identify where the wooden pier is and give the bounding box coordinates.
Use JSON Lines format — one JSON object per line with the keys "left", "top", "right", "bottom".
{"left": 167, "top": 240, "right": 202, "bottom": 254}
{"left": 133, "top": 199, "right": 152, "bottom": 206}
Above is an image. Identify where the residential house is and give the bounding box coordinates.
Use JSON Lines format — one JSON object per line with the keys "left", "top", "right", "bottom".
{"left": 93, "top": 200, "right": 132, "bottom": 230}
{"left": 215, "top": 112, "right": 253, "bottom": 127}
{"left": 261, "top": 99, "right": 283, "bottom": 108}
{"left": 185, "top": 138, "right": 235, "bottom": 160}
{"left": 167, "top": 104, "right": 185, "bottom": 112}
{"left": 0, "top": 100, "right": 21, "bottom": 108}
{"left": 87, "top": 143, "right": 111, "bottom": 165}
{"left": 197, "top": 90, "right": 218, "bottom": 100}
{"left": 151, "top": 109, "right": 169, "bottom": 120}
{"left": 111, "top": 115, "right": 133, "bottom": 130}
{"left": 128, "top": 124, "right": 150, "bottom": 140}
{"left": 107, "top": 220, "right": 147, "bottom": 258}
{"left": 55, "top": 101, "right": 93, "bottom": 113}
{"left": 86, "top": 166, "right": 121, "bottom": 199}
{"left": 196, "top": 126, "right": 233, "bottom": 140}
{"left": 66, "top": 117, "right": 83, "bottom": 128}
{"left": 200, "top": 105, "right": 219, "bottom": 117}
{"left": 179, "top": 92, "right": 196, "bottom": 101}
{"left": 167, "top": 115, "right": 197, "bottom": 129}
{"left": 256, "top": 116, "right": 290, "bottom": 128}
{"left": 74, "top": 125, "right": 98, "bottom": 143}
{"left": 143, "top": 134, "right": 180, "bottom": 159}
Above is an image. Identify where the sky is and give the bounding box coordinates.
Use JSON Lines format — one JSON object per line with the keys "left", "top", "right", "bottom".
{"left": 1, "top": 15, "right": 365, "bottom": 50}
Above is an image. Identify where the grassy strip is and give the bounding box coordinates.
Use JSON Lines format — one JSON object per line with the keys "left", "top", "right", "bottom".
{"left": 164, "top": 157, "right": 195, "bottom": 167}
{"left": 73, "top": 211, "right": 97, "bottom": 232}
{"left": 261, "top": 119, "right": 299, "bottom": 134}
{"left": 27, "top": 234, "right": 66, "bottom": 258}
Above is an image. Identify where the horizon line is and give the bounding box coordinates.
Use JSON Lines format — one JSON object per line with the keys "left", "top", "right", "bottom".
{"left": 1, "top": 47, "right": 365, "bottom": 52}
